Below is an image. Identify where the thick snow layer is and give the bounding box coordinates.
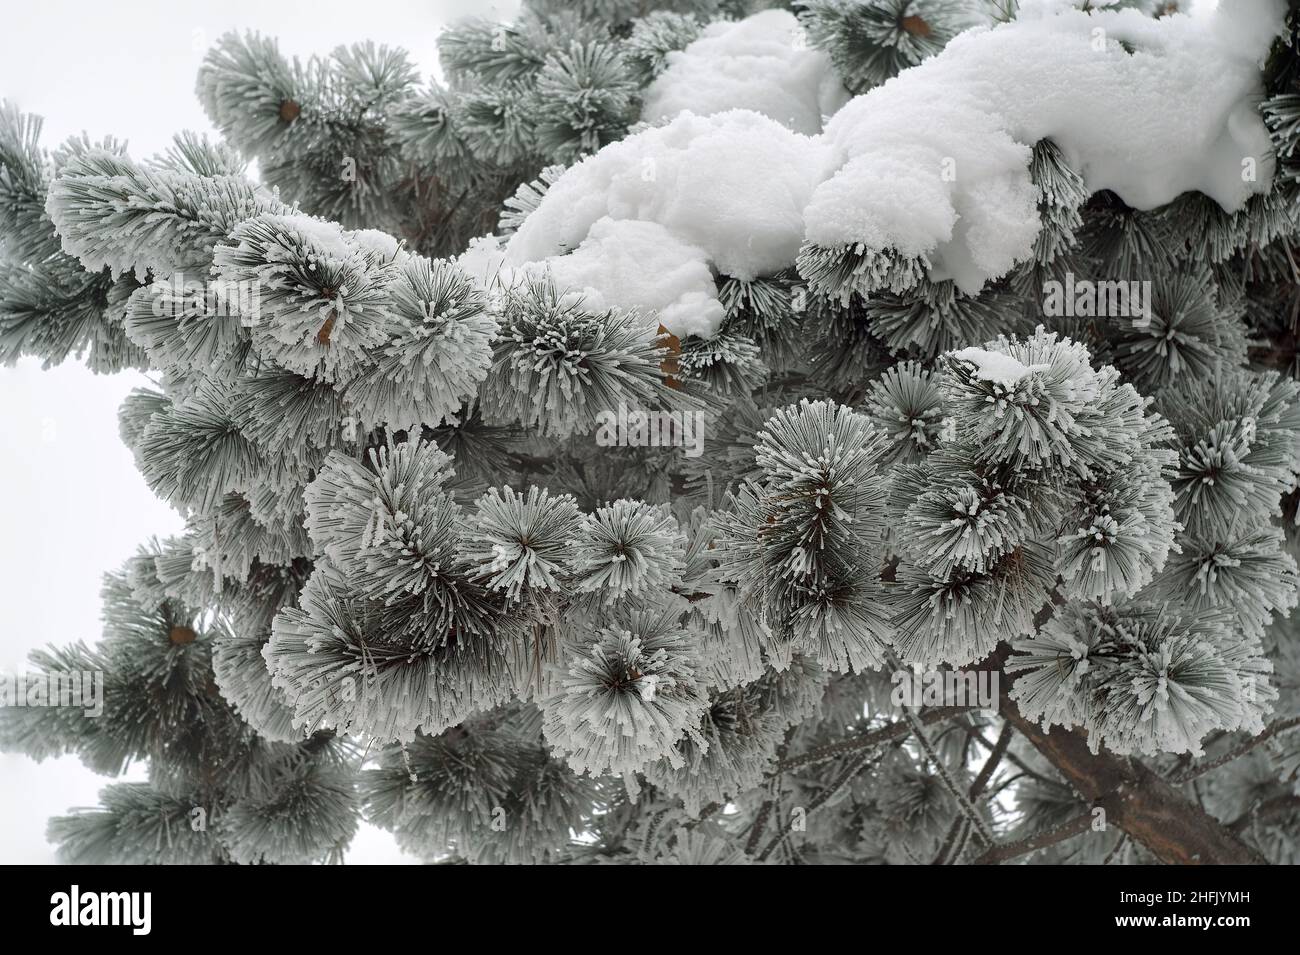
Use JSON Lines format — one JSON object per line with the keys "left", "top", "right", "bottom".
{"left": 506, "top": 110, "right": 829, "bottom": 279}
{"left": 278, "top": 212, "right": 355, "bottom": 259}
{"left": 457, "top": 234, "right": 511, "bottom": 291}
{"left": 459, "top": 224, "right": 725, "bottom": 338}
{"left": 526, "top": 218, "right": 725, "bottom": 338}
{"left": 641, "top": 9, "right": 849, "bottom": 135}
{"left": 950, "top": 347, "right": 1050, "bottom": 386}
{"left": 503, "top": 109, "right": 830, "bottom": 337}
{"left": 349, "top": 228, "right": 403, "bottom": 263}
{"left": 505, "top": 1, "right": 1285, "bottom": 332}
{"left": 808, "top": 0, "right": 1286, "bottom": 292}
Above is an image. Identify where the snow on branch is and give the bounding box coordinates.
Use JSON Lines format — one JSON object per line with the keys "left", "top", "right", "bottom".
{"left": 500, "top": 0, "right": 1286, "bottom": 336}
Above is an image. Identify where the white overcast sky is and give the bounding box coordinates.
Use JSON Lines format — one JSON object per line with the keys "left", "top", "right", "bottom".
{"left": 0, "top": 0, "right": 519, "bottom": 865}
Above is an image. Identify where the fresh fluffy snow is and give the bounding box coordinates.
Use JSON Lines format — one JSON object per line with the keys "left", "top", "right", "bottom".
{"left": 808, "top": 0, "right": 1286, "bottom": 292}
{"left": 500, "top": 0, "right": 1285, "bottom": 335}
{"left": 949, "top": 347, "right": 1049, "bottom": 386}
{"left": 525, "top": 218, "right": 725, "bottom": 339}
{"left": 275, "top": 212, "right": 355, "bottom": 259}
{"left": 458, "top": 224, "right": 726, "bottom": 338}
{"left": 640, "top": 9, "right": 849, "bottom": 136}
{"left": 349, "top": 228, "right": 403, "bottom": 262}
{"left": 503, "top": 109, "right": 830, "bottom": 338}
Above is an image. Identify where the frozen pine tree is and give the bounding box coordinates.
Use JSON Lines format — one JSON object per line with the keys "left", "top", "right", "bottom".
{"left": 4, "top": 0, "right": 1300, "bottom": 865}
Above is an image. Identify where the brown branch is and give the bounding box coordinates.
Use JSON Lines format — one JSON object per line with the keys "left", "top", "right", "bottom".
{"left": 970, "top": 722, "right": 1013, "bottom": 797}
{"left": 1228, "top": 793, "right": 1300, "bottom": 834}
{"left": 1103, "top": 833, "right": 1129, "bottom": 865}
{"left": 979, "top": 645, "right": 1269, "bottom": 865}
{"left": 1171, "top": 716, "right": 1300, "bottom": 783}
{"left": 971, "top": 811, "right": 1095, "bottom": 865}
{"left": 744, "top": 798, "right": 773, "bottom": 855}
{"left": 684, "top": 802, "right": 721, "bottom": 830}
{"left": 968, "top": 727, "right": 1067, "bottom": 791}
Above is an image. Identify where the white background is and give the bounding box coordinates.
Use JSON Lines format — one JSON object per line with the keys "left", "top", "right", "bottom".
{"left": 0, "top": 0, "right": 518, "bottom": 865}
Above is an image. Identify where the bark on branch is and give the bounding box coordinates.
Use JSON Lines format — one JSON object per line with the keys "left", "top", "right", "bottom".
{"left": 976, "top": 645, "right": 1269, "bottom": 865}
{"left": 971, "top": 811, "right": 1095, "bottom": 865}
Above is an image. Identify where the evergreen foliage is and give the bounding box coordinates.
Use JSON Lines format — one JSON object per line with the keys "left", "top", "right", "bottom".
{"left": 4, "top": 0, "right": 1300, "bottom": 865}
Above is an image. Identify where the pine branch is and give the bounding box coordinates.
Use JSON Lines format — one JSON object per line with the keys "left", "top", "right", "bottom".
{"left": 771, "top": 707, "right": 965, "bottom": 774}
{"left": 755, "top": 750, "right": 881, "bottom": 863}
{"left": 970, "top": 722, "right": 1013, "bottom": 796}
{"left": 952, "top": 821, "right": 979, "bottom": 864}
{"left": 970, "top": 810, "right": 1094, "bottom": 865}
{"left": 934, "top": 722, "right": 1012, "bottom": 863}
{"left": 1103, "top": 833, "right": 1129, "bottom": 865}
{"left": 978, "top": 644, "right": 1270, "bottom": 865}
{"left": 744, "top": 797, "right": 774, "bottom": 856}
{"left": 902, "top": 704, "right": 995, "bottom": 846}
{"left": 1171, "top": 716, "right": 1300, "bottom": 783}
{"left": 1228, "top": 794, "right": 1300, "bottom": 834}
{"left": 967, "top": 727, "right": 1068, "bottom": 792}
{"left": 933, "top": 817, "right": 965, "bottom": 866}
